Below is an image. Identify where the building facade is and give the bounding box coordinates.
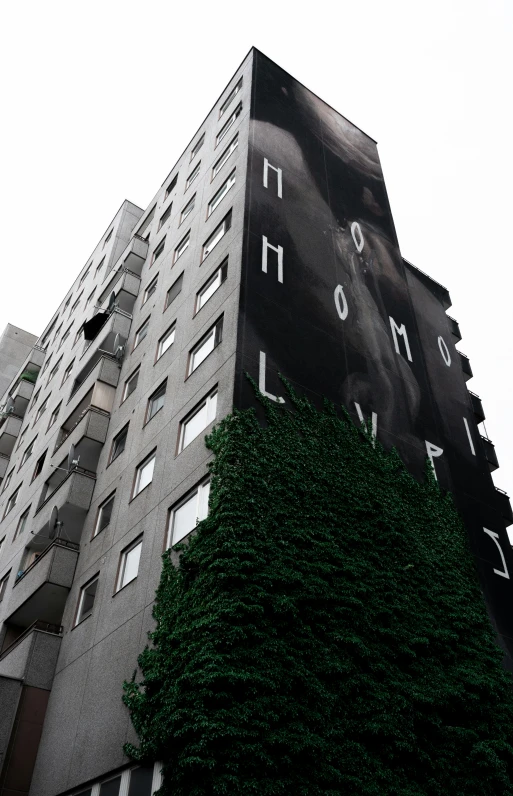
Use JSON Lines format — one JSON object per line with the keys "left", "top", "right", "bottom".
{"left": 0, "top": 48, "right": 511, "bottom": 796}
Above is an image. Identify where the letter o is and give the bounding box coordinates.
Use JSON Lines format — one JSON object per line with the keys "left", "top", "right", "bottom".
{"left": 351, "top": 221, "right": 365, "bottom": 253}
{"left": 438, "top": 335, "right": 451, "bottom": 367}
{"left": 334, "top": 285, "right": 348, "bottom": 320}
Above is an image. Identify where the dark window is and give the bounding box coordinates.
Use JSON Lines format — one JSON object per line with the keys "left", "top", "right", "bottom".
{"left": 128, "top": 765, "right": 154, "bottom": 796}
{"left": 158, "top": 204, "right": 172, "bottom": 231}
{"left": 151, "top": 238, "right": 165, "bottom": 264}
{"left": 32, "top": 450, "right": 47, "bottom": 482}
{"left": 165, "top": 175, "right": 177, "bottom": 198}
{"left": 146, "top": 381, "right": 167, "bottom": 422}
{"left": 99, "top": 776, "right": 121, "bottom": 796}
{"left": 165, "top": 273, "right": 183, "bottom": 309}
{"left": 94, "top": 493, "right": 115, "bottom": 537}
{"left": 110, "top": 426, "right": 128, "bottom": 463}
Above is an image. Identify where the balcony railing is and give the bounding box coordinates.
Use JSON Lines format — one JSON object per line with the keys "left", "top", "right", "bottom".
{"left": 458, "top": 352, "right": 473, "bottom": 381}
{"left": 446, "top": 315, "right": 461, "bottom": 342}
{"left": 14, "top": 538, "right": 79, "bottom": 585}
{"left": 468, "top": 390, "right": 485, "bottom": 423}
{"left": 0, "top": 620, "right": 62, "bottom": 662}
{"left": 480, "top": 436, "right": 499, "bottom": 472}
{"left": 98, "top": 267, "right": 141, "bottom": 314}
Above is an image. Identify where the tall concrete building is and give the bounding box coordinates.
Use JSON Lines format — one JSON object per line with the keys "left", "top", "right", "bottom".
{"left": 0, "top": 48, "right": 511, "bottom": 796}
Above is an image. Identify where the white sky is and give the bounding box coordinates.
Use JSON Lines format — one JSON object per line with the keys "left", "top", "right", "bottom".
{"left": 1, "top": 0, "right": 512, "bottom": 499}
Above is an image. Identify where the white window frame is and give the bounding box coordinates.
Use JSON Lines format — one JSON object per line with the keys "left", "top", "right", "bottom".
{"left": 195, "top": 259, "right": 228, "bottom": 314}
{"left": 31, "top": 449, "right": 47, "bottom": 482}
{"left": 219, "top": 78, "right": 242, "bottom": 118}
{"left": 115, "top": 537, "right": 143, "bottom": 592}
{"left": 2, "top": 468, "right": 13, "bottom": 494}
{"left": 202, "top": 212, "right": 231, "bottom": 261}
{"left": 14, "top": 508, "right": 30, "bottom": 540}
{"left": 143, "top": 275, "right": 158, "bottom": 304}
{"left": 146, "top": 382, "right": 167, "bottom": 424}
{"left": 188, "top": 317, "right": 223, "bottom": 375}
{"left": 110, "top": 425, "right": 129, "bottom": 463}
{"left": 207, "top": 169, "right": 236, "bottom": 217}
{"left": 122, "top": 368, "right": 140, "bottom": 402}
{"left": 0, "top": 572, "right": 10, "bottom": 602}
{"left": 190, "top": 133, "right": 205, "bottom": 161}
{"left": 165, "top": 175, "right": 177, "bottom": 198}
{"left": 20, "top": 438, "right": 36, "bottom": 467}
{"left": 167, "top": 479, "right": 210, "bottom": 547}
{"left": 185, "top": 162, "right": 200, "bottom": 190}
{"left": 93, "top": 492, "right": 115, "bottom": 538}
{"left": 179, "top": 389, "right": 218, "bottom": 452}
{"left": 74, "top": 575, "right": 99, "bottom": 626}
{"left": 4, "top": 486, "right": 21, "bottom": 518}
{"left": 133, "top": 318, "right": 150, "bottom": 350}
{"left": 157, "top": 325, "right": 176, "bottom": 360}
{"left": 34, "top": 396, "right": 49, "bottom": 422}
{"left": 151, "top": 237, "right": 166, "bottom": 264}
{"left": 174, "top": 231, "right": 190, "bottom": 263}
{"left": 165, "top": 273, "right": 183, "bottom": 310}
{"left": 132, "top": 452, "right": 156, "bottom": 499}
{"left": 48, "top": 403, "right": 61, "bottom": 430}
{"left": 158, "top": 204, "right": 172, "bottom": 231}
{"left": 180, "top": 195, "right": 195, "bottom": 225}
{"left": 216, "top": 103, "right": 242, "bottom": 146}
{"left": 212, "top": 134, "right": 238, "bottom": 180}
{"left": 61, "top": 360, "right": 74, "bottom": 385}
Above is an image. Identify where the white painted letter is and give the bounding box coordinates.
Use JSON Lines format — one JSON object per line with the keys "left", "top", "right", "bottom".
{"left": 483, "top": 528, "right": 510, "bottom": 579}
{"left": 463, "top": 417, "right": 476, "bottom": 456}
{"left": 263, "top": 158, "right": 283, "bottom": 198}
{"left": 389, "top": 317, "right": 413, "bottom": 362}
{"left": 355, "top": 402, "right": 377, "bottom": 446}
{"left": 262, "top": 236, "right": 284, "bottom": 283}
{"left": 334, "top": 285, "right": 349, "bottom": 320}
{"left": 425, "top": 440, "right": 443, "bottom": 481}
{"left": 438, "top": 336, "right": 451, "bottom": 367}
{"left": 351, "top": 221, "right": 364, "bottom": 253}
{"left": 259, "top": 351, "right": 285, "bottom": 404}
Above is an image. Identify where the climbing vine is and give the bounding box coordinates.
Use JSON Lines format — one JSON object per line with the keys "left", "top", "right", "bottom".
{"left": 123, "top": 384, "right": 513, "bottom": 795}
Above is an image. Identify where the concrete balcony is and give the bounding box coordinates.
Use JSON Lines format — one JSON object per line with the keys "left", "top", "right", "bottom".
{"left": 10, "top": 378, "right": 35, "bottom": 417}
{"left": 0, "top": 453, "right": 9, "bottom": 479}
{"left": 98, "top": 268, "right": 141, "bottom": 315}
{"left": 458, "top": 352, "right": 473, "bottom": 381}
{"left": 496, "top": 489, "right": 513, "bottom": 527}
{"left": 53, "top": 406, "right": 110, "bottom": 472}
{"left": 34, "top": 469, "right": 95, "bottom": 545}
{"left": 0, "top": 414, "right": 22, "bottom": 457}
{"left": 481, "top": 436, "right": 499, "bottom": 472}
{"left": 73, "top": 310, "right": 130, "bottom": 390}
{"left": 69, "top": 353, "right": 120, "bottom": 409}
{"left": 4, "top": 541, "right": 79, "bottom": 630}
{"left": 468, "top": 391, "right": 485, "bottom": 424}
{"left": 0, "top": 622, "right": 62, "bottom": 689}
{"left": 26, "top": 345, "right": 46, "bottom": 372}
{"left": 117, "top": 234, "right": 149, "bottom": 277}
{"left": 447, "top": 315, "right": 461, "bottom": 342}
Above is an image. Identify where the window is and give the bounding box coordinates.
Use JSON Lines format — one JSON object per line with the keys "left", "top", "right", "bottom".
{"left": 136, "top": 205, "right": 156, "bottom": 240}
{"left": 47, "top": 402, "right": 61, "bottom": 430}
{"left": 64, "top": 295, "right": 72, "bottom": 310}
{"left": 190, "top": 133, "right": 204, "bottom": 161}
{"left": 95, "top": 257, "right": 105, "bottom": 277}
{"left": 0, "top": 572, "right": 10, "bottom": 602}
{"left": 133, "top": 318, "right": 150, "bottom": 350}
{"left": 93, "top": 492, "right": 115, "bottom": 537}
{"left": 16, "top": 427, "right": 27, "bottom": 452}
{"left": 216, "top": 103, "right": 242, "bottom": 146}
{"left": 62, "top": 360, "right": 74, "bottom": 385}
{"left": 185, "top": 162, "right": 200, "bottom": 190}
{"left": 35, "top": 396, "right": 49, "bottom": 423}
{"left": 202, "top": 211, "right": 232, "bottom": 261}
{"left": 146, "top": 381, "right": 167, "bottom": 423}
{"left": 4, "top": 486, "right": 21, "bottom": 518}
{"left": 20, "top": 437, "right": 37, "bottom": 467}
{"left": 180, "top": 195, "right": 195, "bottom": 225}
{"left": 122, "top": 368, "right": 140, "bottom": 402}
{"left": 53, "top": 323, "right": 63, "bottom": 344}
{"left": 151, "top": 238, "right": 166, "bottom": 265}
{"left": 188, "top": 317, "right": 223, "bottom": 375}
{"left": 86, "top": 288, "right": 96, "bottom": 307}
{"left": 132, "top": 452, "right": 156, "bottom": 498}
{"left": 14, "top": 507, "right": 30, "bottom": 540}
{"left": 167, "top": 480, "right": 210, "bottom": 547}
{"left": 99, "top": 776, "right": 121, "bottom": 796}
{"left": 47, "top": 358, "right": 62, "bottom": 384}
{"left": 158, "top": 204, "right": 172, "bottom": 231}
{"left": 59, "top": 324, "right": 73, "bottom": 349}
{"left": 174, "top": 231, "right": 190, "bottom": 263}
{"left": 70, "top": 294, "right": 83, "bottom": 315}
{"left": 80, "top": 266, "right": 91, "bottom": 285}
{"left": 30, "top": 389, "right": 40, "bottom": 411}
{"left": 75, "top": 575, "right": 99, "bottom": 625}
{"left": 31, "top": 450, "right": 47, "bottom": 482}
{"left": 207, "top": 169, "right": 236, "bottom": 217}
{"left": 2, "top": 469, "right": 13, "bottom": 494}
{"left": 128, "top": 765, "right": 155, "bottom": 796}
{"left": 109, "top": 425, "right": 129, "bottom": 463}
{"left": 156, "top": 324, "right": 176, "bottom": 360}
{"left": 103, "top": 229, "right": 113, "bottom": 247}
{"left": 41, "top": 355, "right": 52, "bottom": 375}
{"left": 195, "top": 259, "right": 228, "bottom": 313}
{"left": 165, "top": 175, "right": 177, "bottom": 198}
{"left": 116, "top": 537, "right": 143, "bottom": 591}
{"left": 219, "top": 78, "right": 242, "bottom": 118}
{"left": 143, "top": 275, "right": 158, "bottom": 304}
{"left": 165, "top": 273, "right": 183, "bottom": 310}
{"left": 73, "top": 328, "right": 83, "bottom": 347}
{"left": 212, "top": 134, "right": 238, "bottom": 179}
{"left": 179, "top": 390, "right": 217, "bottom": 452}
{"left": 0, "top": 536, "right": 4, "bottom": 556}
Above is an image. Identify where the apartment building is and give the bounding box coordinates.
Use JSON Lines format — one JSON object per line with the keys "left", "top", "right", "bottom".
{"left": 0, "top": 48, "right": 511, "bottom": 796}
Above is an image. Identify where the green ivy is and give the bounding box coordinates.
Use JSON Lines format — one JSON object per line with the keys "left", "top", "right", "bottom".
{"left": 123, "top": 384, "right": 513, "bottom": 795}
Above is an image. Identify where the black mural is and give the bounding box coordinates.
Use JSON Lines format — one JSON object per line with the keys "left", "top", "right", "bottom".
{"left": 234, "top": 51, "right": 513, "bottom": 668}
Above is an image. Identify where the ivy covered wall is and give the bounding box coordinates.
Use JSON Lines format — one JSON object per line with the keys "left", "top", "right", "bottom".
{"left": 124, "top": 388, "right": 513, "bottom": 795}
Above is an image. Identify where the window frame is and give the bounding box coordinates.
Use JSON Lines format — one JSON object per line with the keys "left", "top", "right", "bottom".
{"left": 158, "top": 204, "right": 172, "bottom": 232}
{"left": 19, "top": 437, "right": 37, "bottom": 468}
{"left": 34, "top": 395, "right": 49, "bottom": 423}
{"left": 165, "top": 174, "right": 177, "bottom": 198}
{"left": 164, "top": 273, "right": 183, "bottom": 311}
{"left": 185, "top": 162, "right": 200, "bottom": 190}
{"left": 207, "top": 169, "right": 236, "bottom": 217}
{"left": 156, "top": 324, "right": 176, "bottom": 361}
{"left": 115, "top": 536, "right": 143, "bottom": 593}
{"left": 131, "top": 451, "right": 156, "bottom": 499}
{"left": 109, "top": 424, "right": 129, "bottom": 464}
{"left": 201, "top": 211, "right": 232, "bottom": 261}
{"left": 47, "top": 402, "right": 61, "bottom": 430}
{"left": 74, "top": 574, "right": 99, "bottom": 626}
{"left": 31, "top": 449, "right": 47, "bottom": 482}
{"left": 61, "top": 359, "right": 75, "bottom": 386}
{"left": 195, "top": 259, "right": 228, "bottom": 314}
{"left": 151, "top": 237, "right": 166, "bottom": 265}
{"left": 3, "top": 485, "right": 21, "bottom": 519}
{"left": 122, "top": 367, "right": 140, "bottom": 403}
{"left": 179, "top": 194, "right": 195, "bottom": 225}
{"left": 93, "top": 492, "right": 116, "bottom": 538}
{"left": 0, "top": 571, "right": 10, "bottom": 602}
{"left": 187, "top": 316, "right": 223, "bottom": 376}
{"left": 145, "top": 381, "right": 167, "bottom": 424}
{"left": 215, "top": 103, "right": 242, "bottom": 147}
{"left": 14, "top": 507, "right": 30, "bottom": 540}
{"left": 173, "top": 230, "right": 190, "bottom": 263}
{"left": 211, "top": 134, "right": 238, "bottom": 180}
{"left": 190, "top": 133, "right": 205, "bottom": 162}
{"left": 166, "top": 479, "right": 210, "bottom": 548}
{"left": 219, "top": 78, "right": 242, "bottom": 119}
{"left": 133, "top": 318, "right": 150, "bottom": 351}
{"left": 143, "top": 274, "right": 159, "bottom": 305}
{"left": 178, "top": 388, "right": 218, "bottom": 453}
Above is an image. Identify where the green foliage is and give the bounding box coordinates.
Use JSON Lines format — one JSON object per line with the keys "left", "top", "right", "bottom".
{"left": 20, "top": 370, "right": 38, "bottom": 384}
{"left": 123, "top": 385, "right": 513, "bottom": 795}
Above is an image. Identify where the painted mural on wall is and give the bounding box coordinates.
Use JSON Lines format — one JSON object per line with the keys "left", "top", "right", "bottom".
{"left": 235, "top": 51, "right": 513, "bottom": 667}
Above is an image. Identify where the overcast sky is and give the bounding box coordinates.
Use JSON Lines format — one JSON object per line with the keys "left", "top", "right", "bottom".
{"left": 1, "top": 1, "right": 511, "bottom": 505}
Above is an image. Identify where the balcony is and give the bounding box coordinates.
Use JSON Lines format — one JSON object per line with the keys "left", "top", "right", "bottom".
{"left": 447, "top": 315, "right": 461, "bottom": 342}
{"left": 115, "top": 234, "right": 149, "bottom": 278}
{"left": 0, "top": 414, "right": 22, "bottom": 456}
{"left": 69, "top": 353, "right": 120, "bottom": 409}
{"left": 0, "top": 453, "right": 9, "bottom": 479}
{"left": 53, "top": 404, "right": 110, "bottom": 472}
{"left": 98, "top": 268, "right": 141, "bottom": 315}
{"left": 0, "top": 621, "right": 62, "bottom": 689}
{"left": 34, "top": 468, "right": 95, "bottom": 545}
{"left": 468, "top": 391, "right": 485, "bottom": 423}
{"left": 3, "top": 540, "right": 79, "bottom": 631}
{"left": 481, "top": 436, "right": 499, "bottom": 472}
{"left": 496, "top": 489, "right": 513, "bottom": 527}
{"left": 458, "top": 352, "right": 473, "bottom": 381}
{"left": 10, "top": 377, "right": 35, "bottom": 417}
{"left": 73, "top": 310, "right": 131, "bottom": 392}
